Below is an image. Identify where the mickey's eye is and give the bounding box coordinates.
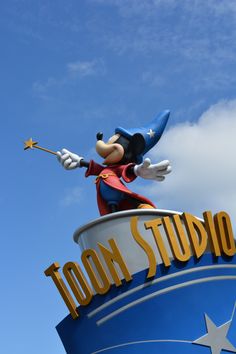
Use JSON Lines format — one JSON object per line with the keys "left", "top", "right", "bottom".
{"left": 96, "top": 132, "right": 103, "bottom": 141}
{"left": 108, "top": 134, "right": 120, "bottom": 144}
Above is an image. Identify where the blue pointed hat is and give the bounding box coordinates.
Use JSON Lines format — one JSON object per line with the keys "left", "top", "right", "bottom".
{"left": 115, "top": 110, "right": 170, "bottom": 163}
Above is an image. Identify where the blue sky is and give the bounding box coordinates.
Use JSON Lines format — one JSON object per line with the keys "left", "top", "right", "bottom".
{"left": 1, "top": 1, "right": 236, "bottom": 353}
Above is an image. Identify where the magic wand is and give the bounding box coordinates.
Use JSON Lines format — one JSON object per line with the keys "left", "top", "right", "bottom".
{"left": 24, "top": 138, "right": 57, "bottom": 156}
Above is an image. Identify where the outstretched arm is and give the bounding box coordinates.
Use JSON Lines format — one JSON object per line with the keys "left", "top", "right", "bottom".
{"left": 134, "top": 158, "right": 171, "bottom": 181}
{"left": 57, "top": 148, "right": 89, "bottom": 169}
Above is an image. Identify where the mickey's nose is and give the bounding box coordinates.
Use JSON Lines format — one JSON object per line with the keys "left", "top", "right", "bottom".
{"left": 96, "top": 132, "right": 103, "bottom": 141}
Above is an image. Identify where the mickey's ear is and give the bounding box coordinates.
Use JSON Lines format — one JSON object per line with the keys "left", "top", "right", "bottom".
{"left": 130, "top": 133, "right": 145, "bottom": 155}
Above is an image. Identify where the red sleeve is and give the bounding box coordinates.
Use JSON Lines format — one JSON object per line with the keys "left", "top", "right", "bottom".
{"left": 122, "top": 163, "right": 137, "bottom": 183}
{"left": 85, "top": 160, "right": 104, "bottom": 177}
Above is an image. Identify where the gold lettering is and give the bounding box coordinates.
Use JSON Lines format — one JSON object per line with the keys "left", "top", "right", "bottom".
{"left": 145, "top": 218, "right": 171, "bottom": 267}
{"left": 214, "top": 211, "right": 236, "bottom": 257}
{"left": 63, "top": 262, "right": 93, "bottom": 306}
{"left": 182, "top": 213, "right": 207, "bottom": 258}
{"left": 98, "top": 239, "right": 132, "bottom": 286}
{"left": 44, "top": 262, "right": 79, "bottom": 319}
{"left": 81, "top": 249, "right": 111, "bottom": 295}
{"left": 162, "top": 215, "right": 191, "bottom": 262}
{"left": 130, "top": 216, "right": 157, "bottom": 278}
{"left": 203, "top": 211, "right": 221, "bottom": 256}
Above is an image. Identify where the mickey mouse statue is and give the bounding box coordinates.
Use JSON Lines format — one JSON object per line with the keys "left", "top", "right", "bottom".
{"left": 57, "top": 110, "right": 171, "bottom": 216}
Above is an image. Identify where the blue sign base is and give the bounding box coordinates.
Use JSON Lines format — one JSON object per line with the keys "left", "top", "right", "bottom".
{"left": 57, "top": 254, "right": 236, "bottom": 354}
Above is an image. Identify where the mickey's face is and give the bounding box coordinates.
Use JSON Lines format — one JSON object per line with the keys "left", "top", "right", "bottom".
{"left": 96, "top": 133, "right": 125, "bottom": 165}
{"left": 95, "top": 131, "right": 145, "bottom": 165}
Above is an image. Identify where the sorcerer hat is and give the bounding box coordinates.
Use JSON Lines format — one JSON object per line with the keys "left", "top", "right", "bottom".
{"left": 115, "top": 110, "right": 170, "bottom": 163}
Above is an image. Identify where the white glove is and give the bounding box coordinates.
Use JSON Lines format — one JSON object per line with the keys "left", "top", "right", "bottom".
{"left": 56, "top": 148, "right": 84, "bottom": 170}
{"left": 134, "top": 158, "right": 171, "bottom": 181}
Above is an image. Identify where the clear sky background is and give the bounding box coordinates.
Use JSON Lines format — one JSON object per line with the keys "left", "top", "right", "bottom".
{"left": 1, "top": 1, "right": 236, "bottom": 353}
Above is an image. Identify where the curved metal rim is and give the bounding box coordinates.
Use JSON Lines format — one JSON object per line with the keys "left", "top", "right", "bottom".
{"left": 73, "top": 208, "right": 185, "bottom": 244}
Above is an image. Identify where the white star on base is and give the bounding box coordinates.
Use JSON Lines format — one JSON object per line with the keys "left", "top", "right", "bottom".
{"left": 193, "top": 308, "right": 236, "bottom": 354}
{"left": 147, "top": 129, "right": 155, "bottom": 138}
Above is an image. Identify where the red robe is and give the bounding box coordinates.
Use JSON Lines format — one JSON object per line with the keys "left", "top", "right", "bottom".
{"left": 85, "top": 160, "right": 156, "bottom": 215}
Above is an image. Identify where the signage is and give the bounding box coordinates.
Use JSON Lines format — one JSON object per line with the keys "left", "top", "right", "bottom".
{"left": 45, "top": 210, "right": 236, "bottom": 320}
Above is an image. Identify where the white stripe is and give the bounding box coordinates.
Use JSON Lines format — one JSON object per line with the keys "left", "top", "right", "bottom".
{"left": 96, "top": 276, "right": 236, "bottom": 326}
{"left": 91, "top": 339, "right": 192, "bottom": 354}
{"left": 231, "top": 301, "right": 236, "bottom": 321}
{"left": 87, "top": 264, "right": 236, "bottom": 318}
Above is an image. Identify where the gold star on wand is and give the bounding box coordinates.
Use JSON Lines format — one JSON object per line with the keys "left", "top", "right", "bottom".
{"left": 24, "top": 138, "right": 57, "bottom": 156}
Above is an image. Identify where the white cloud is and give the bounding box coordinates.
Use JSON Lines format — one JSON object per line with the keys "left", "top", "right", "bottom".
{"left": 89, "top": 0, "right": 236, "bottom": 94}
{"left": 93, "top": 0, "right": 236, "bottom": 62}
{"left": 32, "top": 76, "right": 64, "bottom": 92}
{"left": 32, "top": 58, "right": 106, "bottom": 97}
{"left": 94, "top": 0, "right": 236, "bottom": 20}
{"left": 143, "top": 99, "right": 236, "bottom": 222}
{"left": 67, "top": 59, "right": 106, "bottom": 77}
{"left": 141, "top": 71, "right": 166, "bottom": 88}
{"left": 60, "top": 187, "right": 83, "bottom": 207}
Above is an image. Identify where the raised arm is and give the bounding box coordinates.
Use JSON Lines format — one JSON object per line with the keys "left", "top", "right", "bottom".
{"left": 134, "top": 158, "right": 171, "bottom": 181}
{"left": 57, "top": 148, "right": 89, "bottom": 170}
